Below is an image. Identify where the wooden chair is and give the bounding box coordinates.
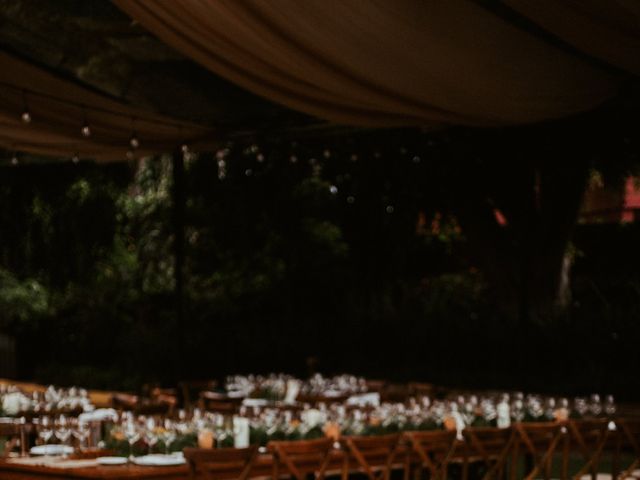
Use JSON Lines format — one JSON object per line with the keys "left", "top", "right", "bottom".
{"left": 111, "top": 392, "right": 139, "bottom": 411}
{"left": 268, "top": 437, "right": 334, "bottom": 480}
{"left": 200, "top": 392, "right": 242, "bottom": 415}
{"left": 180, "top": 380, "right": 218, "bottom": 409}
{"left": 612, "top": 418, "right": 640, "bottom": 480}
{"left": 0, "top": 421, "right": 24, "bottom": 458}
{"left": 512, "top": 422, "right": 566, "bottom": 480}
{"left": 184, "top": 446, "right": 258, "bottom": 480}
{"left": 340, "top": 433, "right": 401, "bottom": 480}
{"left": 404, "top": 430, "right": 459, "bottom": 480}
{"left": 567, "top": 419, "right": 610, "bottom": 480}
{"left": 462, "top": 426, "right": 515, "bottom": 480}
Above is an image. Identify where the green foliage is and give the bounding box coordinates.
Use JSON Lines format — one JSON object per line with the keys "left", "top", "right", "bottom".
{"left": 0, "top": 269, "right": 49, "bottom": 330}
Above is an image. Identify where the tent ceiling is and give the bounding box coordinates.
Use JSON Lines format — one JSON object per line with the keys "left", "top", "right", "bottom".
{"left": 0, "top": 0, "right": 319, "bottom": 133}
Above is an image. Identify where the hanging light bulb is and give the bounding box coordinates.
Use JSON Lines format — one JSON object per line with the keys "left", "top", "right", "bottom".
{"left": 11, "top": 155, "right": 18, "bottom": 165}
{"left": 81, "top": 122, "right": 91, "bottom": 137}
{"left": 181, "top": 144, "right": 189, "bottom": 154}
{"left": 126, "top": 150, "right": 135, "bottom": 160}
{"left": 129, "top": 133, "right": 140, "bottom": 149}
{"left": 21, "top": 90, "right": 31, "bottom": 123}
{"left": 71, "top": 153, "right": 80, "bottom": 164}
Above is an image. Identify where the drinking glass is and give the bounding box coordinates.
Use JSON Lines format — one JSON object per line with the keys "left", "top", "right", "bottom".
{"left": 124, "top": 420, "right": 141, "bottom": 460}
{"left": 38, "top": 416, "right": 54, "bottom": 449}
{"left": 161, "top": 419, "right": 177, "bottom": 454}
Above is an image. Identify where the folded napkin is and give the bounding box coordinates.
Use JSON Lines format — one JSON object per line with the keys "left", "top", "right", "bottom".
{"left": 78, "top": 408, "right": 118, "bottom": 423}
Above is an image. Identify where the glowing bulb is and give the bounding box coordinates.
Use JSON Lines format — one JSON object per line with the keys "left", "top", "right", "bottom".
{"left": 11, "top": 156, "right": 18, "bottom": 165}
{"left": 126, "top": 150, "right": 135, "bottom": 160}
{"left": 81, "top": 124, "right": 91, "bottom": 137}
{"left": 181, "top": 144, "right": 189, "bottom": 153}
{"left": 21, "top": 111, "right": 31, "bottom": 123}
{"left": 71, "top": 153, "right": 80, "bottom": 164}
{"left": 129, "top": 134, "right": 140, "bottom": 149}
{"left": 329, "top": 185, "right": 338, "bottom": 195}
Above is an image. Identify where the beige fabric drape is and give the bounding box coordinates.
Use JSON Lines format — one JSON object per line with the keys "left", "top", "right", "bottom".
{"left": 0, "top": 51, "right": 216, "bottom": 161}
{"left": 114, "top": 0, "right": 625, "bottom": 128}
{"left": 504, "top": 0, "right": 640, "bottom": 76}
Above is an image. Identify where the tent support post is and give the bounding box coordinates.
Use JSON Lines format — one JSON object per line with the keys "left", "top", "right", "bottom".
{"left": 172, "top": 149, "right": 185, "bottom": 326}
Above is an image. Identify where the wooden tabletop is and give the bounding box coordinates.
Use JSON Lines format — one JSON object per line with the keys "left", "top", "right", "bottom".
{"left": 0, "top": 460, "right": 189, "bottom": 480}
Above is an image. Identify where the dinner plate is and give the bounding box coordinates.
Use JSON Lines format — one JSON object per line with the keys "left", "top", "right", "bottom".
{"left": 132, "top": 454, "right": 186, "bottom": 466}
{"left": 96, "top": 456, "right": 128, "bottom": 466}
{"left": 30, "top": 444, "right": 74, "bottom": 456}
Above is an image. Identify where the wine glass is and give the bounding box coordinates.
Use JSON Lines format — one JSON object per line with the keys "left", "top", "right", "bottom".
{"left": 73, "top": 420, "right": 91, "bottom": 451}
{"left": 144, "top": 417, "right": 158, "bottom": 455}
{"left": 161, "top": 419, "right": 177, "bottom": 454}
{"left": 55, "top": 415, "right": 72, "bottom": 457}
{"left": 124, "top": 420, "right": 141, "bottom": 460}
{"left": 37, "top": 416, "right": 54, "bottom": 453}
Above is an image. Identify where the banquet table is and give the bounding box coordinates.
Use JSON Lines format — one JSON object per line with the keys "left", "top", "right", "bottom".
{"left": 0, "top": 451, "right": 350, "bottom": 480}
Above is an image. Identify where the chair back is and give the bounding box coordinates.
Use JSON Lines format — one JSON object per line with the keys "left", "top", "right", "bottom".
{"left": 340, "top": 433, "right": 401, "bottom": 480}
{"left": 614, "top": 418, "right": 640, "bottom": 479}
{"left": 404, "top": 430, "right": 458, "bottom": 480}
{"left": 463, "top": 427, "right": 515, "bottom": 479}
{"left": 269, "top": 437, "right": 334, "bottom": 480}
{"left": 567, "top": 418, "right": 609, "bottom": 478}
{"left": 514, "top": 422, "right": 565, "bottom": 480}
{"left": 183, "top": 446, "right": 257, "bottom": 480}
{"left": 0, "top": 421, "right": 23, "bottom": 458}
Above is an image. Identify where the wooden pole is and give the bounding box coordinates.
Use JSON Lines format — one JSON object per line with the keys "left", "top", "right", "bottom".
{"left": 172, "top": 149, "right": 185, "bottom": 326}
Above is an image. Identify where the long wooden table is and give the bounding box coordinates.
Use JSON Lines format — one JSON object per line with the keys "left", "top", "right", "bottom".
{"left": 0, "top": 451, "right": 347, "bottom": 480}
{"left": 0, "top": 461, "right": 189, "bottom": 480}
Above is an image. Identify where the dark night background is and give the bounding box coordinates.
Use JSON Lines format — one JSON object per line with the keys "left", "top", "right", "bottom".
{"left": 0, "top": 1, "right": 639, "bottom": 402}
{"left": 1, "top": 113, "right": 639, "bottom": 400}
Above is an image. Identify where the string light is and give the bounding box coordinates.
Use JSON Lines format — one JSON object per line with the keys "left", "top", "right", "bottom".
{"left": 11, "top": 154, "right": 18, "bottom": 165}
{"left": 21, "top": 90, "right": 31, "bottom": 124}
{"left": 80, "top": 106, "right": 91, "bottom": 137}
{"left": 126, "top": 150, "right": 135, "bottom": 160}
{"left": 385, "top": 205, "right": 395, "bottom": 214}
{"left": 129, "top": 133, "right": 140, "bottom": 149}
{"left": 245, "top": 168, "right": 253, "bottom": 176}
{"left": 71, "top": 153, "right": 80, "bottom": 164}
{"left": 256, "top": 153, "right": 264, "bottom": 163}
{"left": 329, "top": 185, "right": 338, "bottom": 195}
{"left": 181, "top": 144, "right": 189, "bottom": 154}
{"left": 129, "top": 118, "right": 139, "bottom": 149}
{"left": 289, "top": 155, "right": 298, "bottom": 164}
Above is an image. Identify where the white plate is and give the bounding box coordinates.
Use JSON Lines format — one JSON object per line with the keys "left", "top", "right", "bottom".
{"left": 132, "top": 454, "right": 186, "bottom": 466}
{"left": 30, "top": 445, "right": 74, "bottom": 456}
{"left": 96, "top": 456, "right": 128, "bottom": 466}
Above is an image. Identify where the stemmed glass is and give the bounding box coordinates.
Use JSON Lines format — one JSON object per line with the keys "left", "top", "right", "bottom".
{"left": 55, "top": 415, "right": 72, "bottom": 457}
{"left": 37, "top": 416, "right": 54, "bottom": 454}
{"left": 161, "top": 419, "right": 177, "bottom": 455}
{"left": 73, "top": 420, "right": 91, "bottom": 451}
{"left": 144, "top": 417, "right": 158, "bottom": 455}
{"left": 124, "top": 419, "right": 141, "bottom": 460}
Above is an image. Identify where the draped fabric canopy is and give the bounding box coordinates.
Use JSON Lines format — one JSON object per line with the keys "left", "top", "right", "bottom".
{"left": 504, "top": 0, "right": 640, "bottom": 77}
{"left": 114, "top": 0, "right": 634, "bottom": 129}
{"left": 0, "top": 51, "right": 217, "bottom": 161}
